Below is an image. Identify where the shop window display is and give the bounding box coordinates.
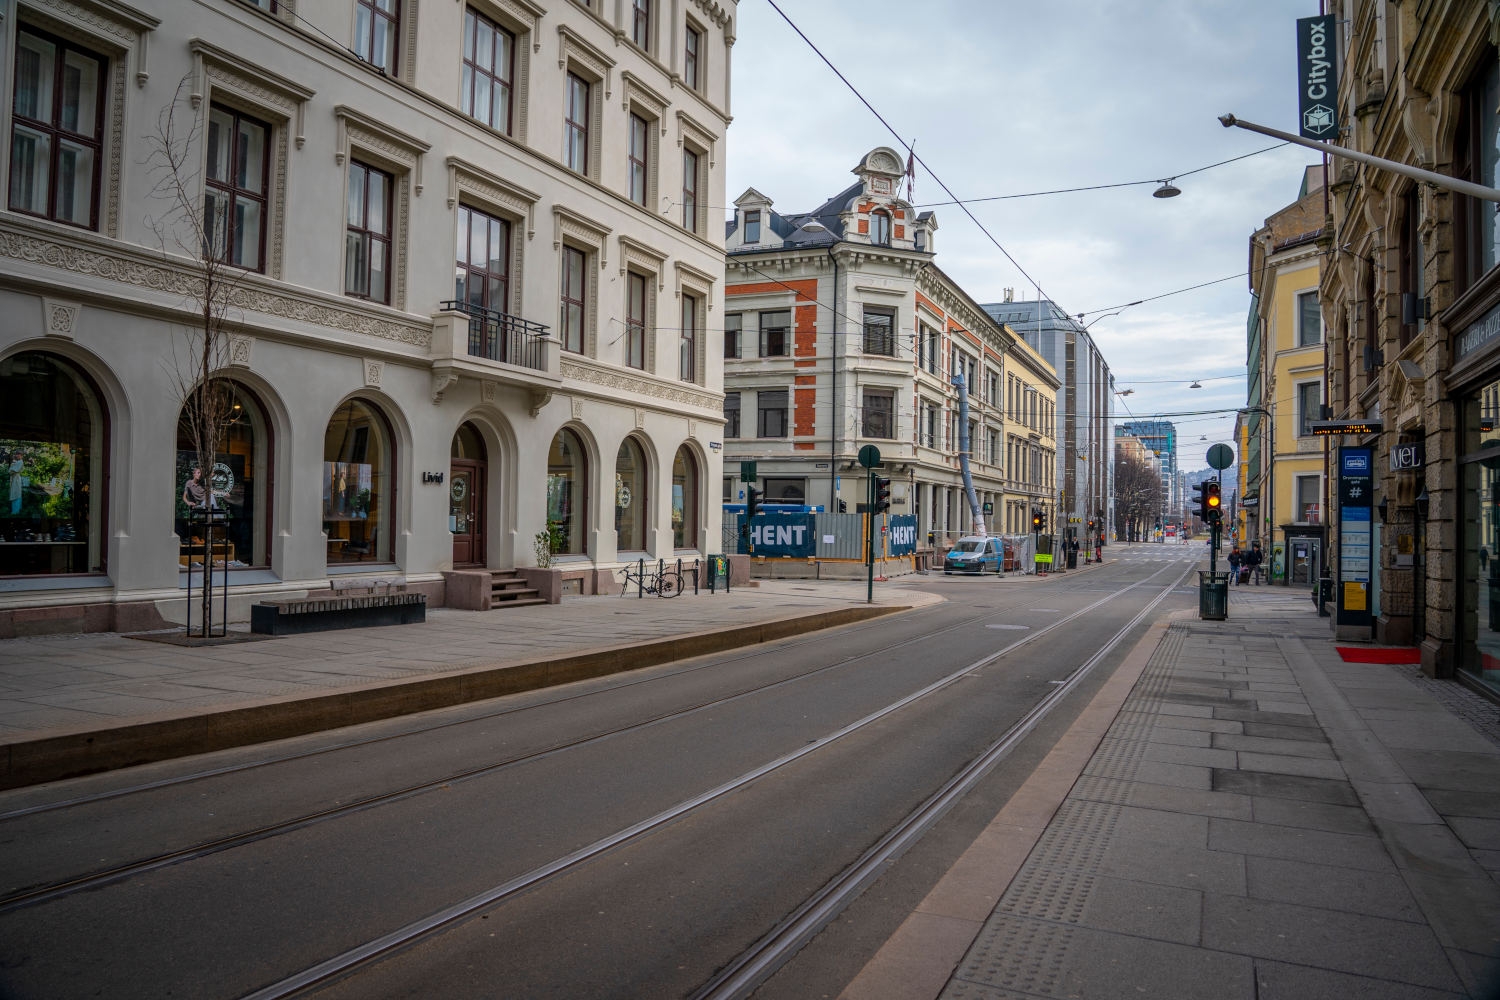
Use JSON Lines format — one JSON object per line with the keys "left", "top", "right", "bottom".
{"left": 1462, "top": 378, "right": 1500, "bottom": 694}
{"left": 1, "top": 352, "right": 103, "bottom": 575}
{"left": 322, "top": 398, "right": 391, "bottom": 563}
{"left": 615, "top": 437, "right": 647, "bottom": 552}
{"left": 547, "top": 428, "right": 587, "bottom": 556}
{"left": 672, "top": 446, "right": 697, "bottom": 550}
{"left": 175, "top": 385, "right": 267, "bottom": 569}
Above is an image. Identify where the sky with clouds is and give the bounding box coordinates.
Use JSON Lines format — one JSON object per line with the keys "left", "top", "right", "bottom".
{"left": 722, "top": 0, "right": 1327, "bottom": 475}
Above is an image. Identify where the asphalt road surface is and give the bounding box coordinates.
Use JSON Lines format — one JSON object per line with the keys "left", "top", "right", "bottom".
{"left": 0, "top": 544, "right": 1201, "bottom": 1000}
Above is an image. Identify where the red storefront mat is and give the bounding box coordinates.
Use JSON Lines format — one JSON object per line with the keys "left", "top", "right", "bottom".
{"left": 1335, "top": 646, "right": 1422, "bottom": 664}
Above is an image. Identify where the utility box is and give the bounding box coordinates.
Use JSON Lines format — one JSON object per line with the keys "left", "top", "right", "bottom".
{"left": 1199, "top": 571, "right": 1229, "bottom": 620}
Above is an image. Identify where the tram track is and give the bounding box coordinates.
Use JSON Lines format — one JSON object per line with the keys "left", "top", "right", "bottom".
{"left": 236, "top": 563, "right": 1188, "bottom": 999}
{"left": 0, "top": 568, "right": 1152, "bottom": 914}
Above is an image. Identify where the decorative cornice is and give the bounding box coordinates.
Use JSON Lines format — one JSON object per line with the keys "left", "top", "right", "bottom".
{"left": 191, "top": 38, "right": 314, "bottom": 145}
{"left": 446, "top": 156, "right": 539, "bottom": 239}
{"left": 552, "top": 205, "right": 612, "bottom": 263}
{"left": 561, "top": 358, "right": 720, "bottom": 411}
{"left": 619, "top": 235, "right": 667, "bottom": 288}
{"left": 688, "top": 0, "right": 731, "bottom": 30}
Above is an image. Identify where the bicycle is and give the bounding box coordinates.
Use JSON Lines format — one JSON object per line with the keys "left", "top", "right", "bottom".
{"left": 617, "top": 563, "right": 684, "bottom": 598}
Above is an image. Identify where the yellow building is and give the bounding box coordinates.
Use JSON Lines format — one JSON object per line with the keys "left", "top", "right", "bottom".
{"left": 1247, "top": 167, "right": 1327, "bottom": 586}
{"left": 997, "top": 335, "right": 1060, "bottom": 538}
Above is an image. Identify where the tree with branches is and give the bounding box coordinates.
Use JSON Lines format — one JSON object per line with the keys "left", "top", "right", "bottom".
{"left": 143, "top": 76, "right": 248, "bottom": 635}
{"left": 1113, "top": 446, "right": 1165, "bottom": 542}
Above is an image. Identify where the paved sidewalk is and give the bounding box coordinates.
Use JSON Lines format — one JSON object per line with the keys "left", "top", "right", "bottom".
{"left": 847, "top": 586, "right": 1500, "bottom": 999}
{"left": 0, "top": 577, "right": 952, "bottom": 789}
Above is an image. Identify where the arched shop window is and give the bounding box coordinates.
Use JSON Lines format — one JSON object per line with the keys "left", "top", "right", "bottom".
{"left": 323, "top": 398, "right": 393, "bottom": 563}
{"left": 615, "top": 436, "right": 647, "bottom": 552}
{"left": 175, "top": 383, "right": 269, "bottom": 569}
{"left": 546, "top": 428, "right": 587, "bottom": 556}
{"left": 0, "top": 351, "right": 105, "bottom": 576}
{"left": 672, "top": 446, "right": 698, "bottom": 550}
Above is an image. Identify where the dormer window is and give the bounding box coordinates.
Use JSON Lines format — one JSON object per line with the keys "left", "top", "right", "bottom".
{"left": 744, "top": 209, "right": 761, "bottom": 243}
{"left": 871, "top": 210, "right": 891, "bottom": 246}
{"left": 914, "top": 227, "right": 927, "bottom": 252}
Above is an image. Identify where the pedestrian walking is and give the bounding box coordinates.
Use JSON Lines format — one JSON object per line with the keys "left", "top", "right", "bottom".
{"left": 1227, "top": 545, "right": 1243, "bottom": 585}
{"left": 1248, "top": 540, "right": 1265, "bottom": 584}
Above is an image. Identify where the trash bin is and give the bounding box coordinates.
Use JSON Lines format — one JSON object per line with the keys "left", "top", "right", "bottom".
{"left": 1067, "top": 548, "right": 1078, "bottom": 569}
{"left": 1199, "top": 571, "right": 1229, "bottom": 620}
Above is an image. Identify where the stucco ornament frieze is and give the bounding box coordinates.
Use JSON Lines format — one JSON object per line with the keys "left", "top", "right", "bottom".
{"left": 560, "top": 358, "right": 720, "bottom": 412}
{"left": 0, "top": 223, "right": 431, "bottom": 349}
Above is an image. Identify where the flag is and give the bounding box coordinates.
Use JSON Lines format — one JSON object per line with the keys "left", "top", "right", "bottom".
{"left": 905, "top": 142, "right": 915, "bottom": 202}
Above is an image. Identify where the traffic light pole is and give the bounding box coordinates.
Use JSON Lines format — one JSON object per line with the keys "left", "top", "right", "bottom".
{"left": 865, "top": 471, "right": 874, "bottom": 604}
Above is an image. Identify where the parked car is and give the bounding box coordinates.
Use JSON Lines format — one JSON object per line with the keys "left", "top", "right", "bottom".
{"left": 944, "top": 535, "right": 1004, "bottom": 575}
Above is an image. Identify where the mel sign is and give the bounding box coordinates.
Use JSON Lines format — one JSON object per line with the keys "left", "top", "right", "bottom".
{"left": 1296, "top": 15, "right": 1339, "bottom": 140}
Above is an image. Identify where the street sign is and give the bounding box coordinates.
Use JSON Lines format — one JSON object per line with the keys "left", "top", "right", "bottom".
{"left": 1206, "top": 443, "right": 1234, "bottom": 470}
{"left": 858, "top": 445, "right": 881, "bottom": 468}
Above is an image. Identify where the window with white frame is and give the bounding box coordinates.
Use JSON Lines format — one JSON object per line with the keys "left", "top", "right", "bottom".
{"left": 862, "top": 388, "right": 895, "bottom": 439}
{"left": 1295, "top": 475, "right": 1321, "bottom": 522}
{"left": 1297, "top": 290, "right": 1322, "bottom": 347}
{"left": 757, "top": 390, "right": 787, "bottom": 438}
{"left": 684, "top": 22, "right": 703, "bottom": 91}
{"left": 863, "top": 307, "right": 896, "bottom": 356}
{"left": 922, "top": 402, "right": 939, "bottom": 448}
{"left": 682, "top": 146, "right": 701, "bottom": 233}
{"left": 1297, "top": 380, "right": 1322, "bottom": 436}
{"left": 743, "top": 209, "right": 761, "bottom": 243}
{"left": 630, "top": 0, "right": 651, "bottom": 50}
{"left": 627, "top": 112, "right": 649, "bottom": 206}
{"left": 759, "top": 309, "right": 790, "bottom": 357}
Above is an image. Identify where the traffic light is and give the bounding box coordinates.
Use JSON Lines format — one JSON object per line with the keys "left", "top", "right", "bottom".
{"left": 1031, "top": 508, "right": 1042, "bottom": 531}
{"left": 1205, "top": 480, "right": 1222, "bottom": 526}
{"left": 838, "top": 499, "right": 848, "bottom": 513}
{"left": 746, "top": 485, "right": 763, "bottom": 520}
{"left": 1190, "top": 481, "right": 1207, "bottom": 521}
{"left": 873, "top": 476, "right": 892, "bottom": 513}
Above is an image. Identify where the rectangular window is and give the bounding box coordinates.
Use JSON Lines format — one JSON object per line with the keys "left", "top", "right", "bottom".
{"left": 631, "top": 0, "right": 651, "bottom": 49}
{"left": 744, "top": 209, "right": 760, "bottom": 243}
{"left": 462, "top": 9, "right": 514, "bottom": 134}
{"left": 454, "top": 204, "right": 510, "bottom": 311}
{"left": 680, "top": 293, "right": 699, "bottom": 382}
{"left": 1295, "top": 475, "right": 1321, "bottom": 522}
{"left": 723, "top": 391, "right": 740, "bottom": 438}
{"left": 759, "top": 309, "right": 790, "bottom": 357}
{"left": 863, "top": 308, "right": 895, "bottom": 356}
{"left": 764, "top": 477, "right": 805, "bottom": 502}
{"left": 625, "top": 270, "right": 647, "bottom": 369}
{"left": 355, "top": 0, "right": 399, "bottom": 73}
{"left": 560, "top": 244, "right": 586, "bottom": 354}
{"left": 1297, "top": 290, "right": 1322, "bottom": 347}
{"left": 724, "top": 312, "right": 741, "bottom": 359}
{"left": 1456, "top": 57, "right": 1500, "bottom": 292}
{"left": 628, "top": 113, "right": 649, "bottom": 206}
{"left": 682, "top": 148, "right": 699, "bottom": 232}
{"left": 757, "top": 390, "right": 788, "bottom": 438}
{"left": 204, "top": 104, "right": 270, "bottom": 271}
{"left": 986, "top": 371, "right": 999, "bottom": 408}
{"left": 8, "top": 27, "right": 106, "bottom": 229}
{"left": 565, "top": 72, "right": 589, "bottom": 174}
{"left": 345, "top": 161, "right": 393, "bottom": 303}
{"left": 1297, "top": 380, "right": 1322, "bottom": 436}
{"left": 922, "top": 402, "right": 938, "bottom": 448}
{"left": 988, "top": 428, "right": 1000, "bottom": 466}
{"left": 684, "top": 25, "right": 701, "bottom": 90}
{"left": 862, "top": 389, "right": 894, "bottom": 439}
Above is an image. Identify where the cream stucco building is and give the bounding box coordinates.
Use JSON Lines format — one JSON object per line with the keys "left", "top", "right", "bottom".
{"left": 0, "top": 0, "right": 735, "bottom": 633}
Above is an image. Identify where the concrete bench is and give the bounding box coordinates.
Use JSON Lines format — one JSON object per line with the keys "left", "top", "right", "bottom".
{"left": 250, "top": 590, "right": 426, "bottom": 635}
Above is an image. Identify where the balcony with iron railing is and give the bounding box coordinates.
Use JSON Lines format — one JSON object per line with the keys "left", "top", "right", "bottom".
{"left": 430, "top": 300, "right": 561, "bottom": 402}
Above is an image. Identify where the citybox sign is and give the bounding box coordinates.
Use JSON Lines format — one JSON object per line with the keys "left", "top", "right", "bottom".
{"left": 1296, "top": 15, "right": 1339, "bottom": 140}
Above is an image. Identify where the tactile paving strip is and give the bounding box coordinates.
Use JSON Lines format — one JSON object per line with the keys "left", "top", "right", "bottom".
{"left": 942, "top": 628, "right": 1186, "bottom": 998}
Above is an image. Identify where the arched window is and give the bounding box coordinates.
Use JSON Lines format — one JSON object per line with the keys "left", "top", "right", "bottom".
{"left": 0, "top": 351, "right": 105, "bottom": 576}
{"left": 672, "top": 446, "right": 698, "bottom": 550}
{"left": 870, "top": 210, "right": 891, "bottom": 245}
{"left": 615, "top": 437, "right": 648, "bottom": 552}
{"left": 323, "top": 398, "right": 393, "bottom": 563}
{"left": 175, "top": 383, "right": 269, "bottom": 569}
{"left": 547, "top": 428, "right": 588, "bottom": 555}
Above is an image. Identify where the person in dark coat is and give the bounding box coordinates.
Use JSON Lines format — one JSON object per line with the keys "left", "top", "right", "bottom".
{"left": 1227, "top": 545, "right": 1243, "bottom": 585}
{"left": 1248, "top": 540, "right": 1265, "bottom": 584}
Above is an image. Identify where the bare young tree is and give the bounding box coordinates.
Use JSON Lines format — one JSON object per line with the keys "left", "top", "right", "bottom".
{"left": 143, "top": 75, "right": 246, "bottom": 634}
{"left": 1113, "top": 447, "right": 1165, "bottom": 542}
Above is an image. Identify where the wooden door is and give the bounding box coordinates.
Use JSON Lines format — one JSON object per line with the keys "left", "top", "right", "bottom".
{"left": 450, "top": 459, "right": 485, "bottom": 566}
